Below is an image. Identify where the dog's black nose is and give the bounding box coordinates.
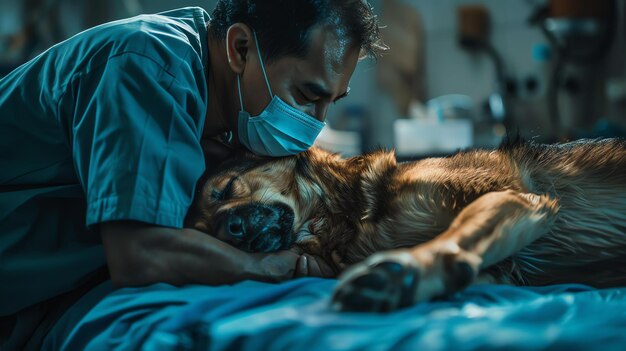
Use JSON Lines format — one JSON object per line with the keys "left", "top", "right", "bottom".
{"left": 215, "top": 203, "right": 294, "bottom": 253}
{"left": 226, "top": 214, "right": 244, "bottom": 238}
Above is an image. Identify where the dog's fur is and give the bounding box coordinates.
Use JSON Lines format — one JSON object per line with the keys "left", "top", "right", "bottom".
{"left": 186, "top": 138, "right": 626, "bottom": 311}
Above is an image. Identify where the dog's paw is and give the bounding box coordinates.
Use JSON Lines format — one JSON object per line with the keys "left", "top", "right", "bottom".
{"left": 331, "top": 245, "right": 481, "bottom": 312}
{"left": 331, "top": 251, "right": 420, "bottom": 313}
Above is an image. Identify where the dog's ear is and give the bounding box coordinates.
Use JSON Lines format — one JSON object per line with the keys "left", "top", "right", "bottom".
{"left": 360, "top": 150, "right": 397, "bottom": 222}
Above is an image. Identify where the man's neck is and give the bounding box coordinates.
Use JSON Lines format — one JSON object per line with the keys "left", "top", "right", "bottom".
{"left": 203, "top": 28, "right": 235, "bottom": 140}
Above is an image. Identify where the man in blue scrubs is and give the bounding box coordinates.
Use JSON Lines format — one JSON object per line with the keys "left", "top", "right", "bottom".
{"left": 0, "top": 1, "right": 385, "bottom": 348}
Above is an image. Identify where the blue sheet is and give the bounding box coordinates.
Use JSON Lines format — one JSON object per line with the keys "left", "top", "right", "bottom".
{"left": 45, "top": 279, "right": 626, "bottom": 350}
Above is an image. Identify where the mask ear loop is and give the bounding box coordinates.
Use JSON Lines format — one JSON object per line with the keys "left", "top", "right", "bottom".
{"left": 236, "top": 30, "right": 272, "bottom": 113}
{"left": 252, "top": 31, "right": 274, "bottom": 99}
{"left": 236, "top": 75, "right": 244, "bottom": 112}
{"left": 229, "top": 49, "right": 241, "bottom": 144}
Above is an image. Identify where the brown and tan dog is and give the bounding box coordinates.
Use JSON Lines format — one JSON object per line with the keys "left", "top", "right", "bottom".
{"left": 185, "top": 138, "right": 626, "bottom": 312}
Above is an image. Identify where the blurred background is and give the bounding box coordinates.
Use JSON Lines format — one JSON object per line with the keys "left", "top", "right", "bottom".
{"left": 2, "top": 0, "right": 625, "bottom": 159}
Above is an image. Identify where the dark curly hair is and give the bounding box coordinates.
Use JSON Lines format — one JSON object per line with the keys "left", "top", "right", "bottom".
{"left": 210, "top": 0, "right": 387, "bottom": 63}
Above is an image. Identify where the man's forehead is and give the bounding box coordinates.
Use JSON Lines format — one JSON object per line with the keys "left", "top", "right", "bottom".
{"left": 291, "top": 25, "right": 358, "bottom": 97}
{"left": 305, "top": 25, "right": 356, "bottom": 75}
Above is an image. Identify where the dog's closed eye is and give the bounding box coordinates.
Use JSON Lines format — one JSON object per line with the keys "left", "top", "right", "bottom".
{"left": 211, "top": 176, "right": 238, "bottom": 200}
{"left": 211, "top": 176, "right": 250, "bottom": 201}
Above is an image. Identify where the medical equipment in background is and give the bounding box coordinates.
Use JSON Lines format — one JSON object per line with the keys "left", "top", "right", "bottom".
{"left": 394, "top": 95, "right": 474, "bottom": 159}
{"left": 318, "top": 0, "right": 428, "bottom": 157}
{"left": 317, "top": 95, "right": 475, "bottom": 159}
{"left": 367, "top": 0, "right": 426, "bottom": 153}
{"left": 375, "top": 0, "right": 426, "bottom": 116}
{"left": 529, "top": 0, "right": 618, "bottom": 139}
{"left": 0, "top": 0, "right": 61, "bottom": 76}
{"left": 456, "top": 5, "right": 511, "bottom": 134}
{"left": 604, "top": 1, "right": 626, "bottom": 134}
{"left": 0, "top": 0, "right": 143, "bottom": 77}
{"left": 315, "top": 126, "right": 362, "bottom": 157}
{"left": 315, "top": 105, "right": 365, "bottom": 157}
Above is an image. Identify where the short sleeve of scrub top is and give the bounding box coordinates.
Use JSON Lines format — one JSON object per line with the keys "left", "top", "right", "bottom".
{"left": 0, "top": 7, "right": 210, "bottom": 317}
{"left": 68, "top": 51, "right": 206, "bottom": 227}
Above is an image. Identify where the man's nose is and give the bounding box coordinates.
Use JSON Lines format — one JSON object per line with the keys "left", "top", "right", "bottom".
{"left": 295, "top": 104, "right": 317, "bottom": 120}
{"left": 315, "top": 103, "right": 329, "bottom": 122}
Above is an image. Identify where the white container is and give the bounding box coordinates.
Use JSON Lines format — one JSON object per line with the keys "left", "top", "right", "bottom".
{"left": 315, "top": 126, "right": 362, "bottom": 157}
{"left": 394, "top": 118, "right": 473, "bottom": 157}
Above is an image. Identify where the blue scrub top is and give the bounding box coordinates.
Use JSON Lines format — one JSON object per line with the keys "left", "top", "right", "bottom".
{"left": 0, "top": 7, "right": 210, "bottom": 315}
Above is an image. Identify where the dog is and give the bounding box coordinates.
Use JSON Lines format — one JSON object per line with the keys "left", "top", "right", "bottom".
{"left": 185, "top": 138, "right": 626, "bottom": 312}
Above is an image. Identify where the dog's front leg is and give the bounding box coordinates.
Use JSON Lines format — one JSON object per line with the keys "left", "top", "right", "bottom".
{"left": 332, "top": 190, "right": 559, "bottom": 312}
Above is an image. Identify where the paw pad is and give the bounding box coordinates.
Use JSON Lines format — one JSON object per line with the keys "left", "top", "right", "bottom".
{"left": 332, "top": 256, "right": 420, "bottom": 312}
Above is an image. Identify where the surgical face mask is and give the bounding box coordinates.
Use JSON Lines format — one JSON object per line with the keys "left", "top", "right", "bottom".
{"left": 236, "top": 32, "right": 325, "bottom": 157}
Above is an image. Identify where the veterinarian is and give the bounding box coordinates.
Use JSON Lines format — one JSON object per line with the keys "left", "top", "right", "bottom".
{"left": 0, "top": 0, "right": 385, "bottom": 349}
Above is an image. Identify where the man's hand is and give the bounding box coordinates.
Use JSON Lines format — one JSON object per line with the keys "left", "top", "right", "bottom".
{"left": 296, "top": 252, "right": 338, "bottom": 278}
{"left": 252, "top": 248, "right": 337, "bottom": 282}
{"left": 101, "top": 221, "right": 335, "bottom": 288}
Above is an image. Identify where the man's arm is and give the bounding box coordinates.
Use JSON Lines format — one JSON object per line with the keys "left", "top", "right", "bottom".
{"left": 101, "top": 221, "right": 335, "bottom": 287}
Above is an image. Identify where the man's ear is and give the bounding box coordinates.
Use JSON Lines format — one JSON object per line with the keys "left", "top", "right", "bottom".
{"left": 226, "top": 23, "right": 253, "bottom": 75}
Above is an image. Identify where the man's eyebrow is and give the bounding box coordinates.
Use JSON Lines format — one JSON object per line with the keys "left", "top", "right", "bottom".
{"left": 303, "top": 82, "right": 350, "bottom": 102}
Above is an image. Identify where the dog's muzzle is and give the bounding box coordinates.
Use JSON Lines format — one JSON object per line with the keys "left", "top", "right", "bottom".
{"left": 213, "top": 203, "right": 295, "bottom": 252}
